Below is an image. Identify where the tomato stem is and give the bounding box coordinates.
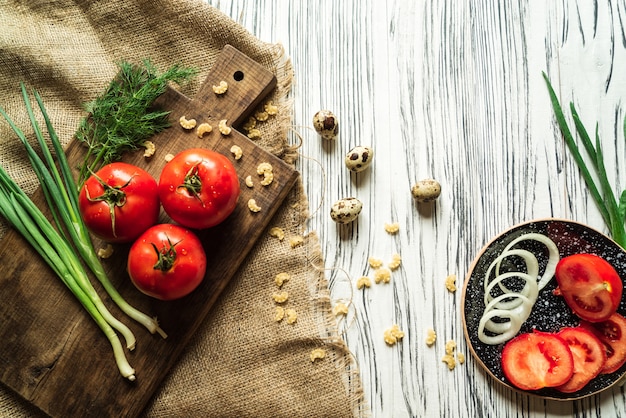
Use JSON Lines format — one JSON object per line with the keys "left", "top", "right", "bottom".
{"left": 178, "top": 162, "right": 204, "bottom": 204}
{"left": 151, "top": 235, "right": 180, "bottom": 272}
{"left": 84, "top": 172, "right": 132, "bottom": 238}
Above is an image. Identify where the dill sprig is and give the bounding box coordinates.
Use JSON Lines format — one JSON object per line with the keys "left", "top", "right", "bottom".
{"left": 543, "top": 72, "right": 626, "bottom": 248}
{"left": 75, "top": 60, "right": 197, "bottom": 183}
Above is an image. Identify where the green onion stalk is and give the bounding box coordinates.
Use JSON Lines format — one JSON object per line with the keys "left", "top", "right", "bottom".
{"left": 22, "top": 86, "right": 166, "bottom": 339}
{"left": 543, "top": 72, "right": 626, "bottom": 248}
{"left": 0, "top": 182, "right": 136, "bottom": 380}
{"left": 0, "top": 84, "right": 165, "bottom": 379}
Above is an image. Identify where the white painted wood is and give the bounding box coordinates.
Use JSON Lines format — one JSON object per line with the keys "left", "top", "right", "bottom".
{"left": 208, "top": 1, "right": 626, "bottom": 416}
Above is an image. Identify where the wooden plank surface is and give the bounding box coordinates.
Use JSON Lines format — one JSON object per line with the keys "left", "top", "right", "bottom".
{"left": 208, "top": 1, "right": 626, "bottom": 417}
{"left": 0, "top": 45, "right": 298, "bottom": 418}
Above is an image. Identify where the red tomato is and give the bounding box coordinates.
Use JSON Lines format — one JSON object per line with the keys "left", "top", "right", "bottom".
{"left": 555, "top": 327, "right": 607, "bottom": 393}
{"left": 79, "top": 162, "right": 160, "bottom": 243}
{"left": 501, "top": 330, "right": 574, "bottom": 391}
{"left": 581, "top": 313, "right": 626, "bottom": 374}
{"left": 127, "top": 224, "right": 207, "bottom": 300}
{"left": 158, "top": 148, "right": 240, "bottom": 229}
{"left": 554, "top": 253, "right": 623, "bottom": 322}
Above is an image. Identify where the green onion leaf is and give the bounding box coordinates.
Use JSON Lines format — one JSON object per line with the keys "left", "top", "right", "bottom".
{"left": 543, "top": 72, "right": 626, "bottom": 248}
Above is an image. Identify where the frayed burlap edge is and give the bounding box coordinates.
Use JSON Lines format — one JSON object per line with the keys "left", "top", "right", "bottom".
{"left": 304, "top": 231, "right": 370, "bottom": 418}
{"left": 265, "top": 43, "right": 368, "bottom": 417}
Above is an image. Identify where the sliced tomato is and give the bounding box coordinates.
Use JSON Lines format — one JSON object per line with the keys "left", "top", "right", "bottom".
{"left": 501, "top": 330, "right": 574, "bottom": 391}
{"left": 581, "top": 312, "right": 626, "bottom": 374}
{"left": 554, "top": 327, "right": 606, "bottom": 393}
{"left": 554, "top": 253, "right": 623, "bottom": 322}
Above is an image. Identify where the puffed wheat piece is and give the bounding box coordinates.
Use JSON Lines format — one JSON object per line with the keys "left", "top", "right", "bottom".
{"left": 247, "top": 199, "right": 262, "bottom": 212}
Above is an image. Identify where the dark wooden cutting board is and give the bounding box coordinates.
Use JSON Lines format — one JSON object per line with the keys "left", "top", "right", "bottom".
{"left": 0, "top": 45, "right": 299, "bottom": 417}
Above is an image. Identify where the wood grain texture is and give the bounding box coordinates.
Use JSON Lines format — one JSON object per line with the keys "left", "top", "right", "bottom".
{"left": 208, "top": 1, "right": 626, "bottom": 417}
{"left": 0, "top": 45, "right": 298, "bottom": 418}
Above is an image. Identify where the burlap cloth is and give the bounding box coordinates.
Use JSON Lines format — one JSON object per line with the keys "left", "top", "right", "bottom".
{"left": 0, "top": 1, "right": 365, "bottom": 417}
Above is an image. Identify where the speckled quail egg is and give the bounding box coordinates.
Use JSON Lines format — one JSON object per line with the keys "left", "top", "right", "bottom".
{"left": 345, "top": 146, "right": 373, "bottom": 173}
{"left": 313, "top": 110, "right": 339, "bottom": 140}
{"left": 411, "top": 179, "right": 441, "bottom": 202}
{"left": 330, "top": 197, "right": 363, "bottom": 224}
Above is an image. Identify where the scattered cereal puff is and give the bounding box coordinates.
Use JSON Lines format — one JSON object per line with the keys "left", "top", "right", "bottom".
{"left": 247, "top": 128, "right": 262, "bottom": 139}
{"left": 368, "top": 257, "right": 383, "bottom": 269}
{"left": 274, "top": 272, "right": 290, "bottom": 288}
{"left": 445, "top": 274, "right": 457, "bottom": 293}
{"left": 254, "top": 110, "right": 269, "bottom": 121}
{"left": 445, "top": 340, "right": 457, "bottom": 355}
{"left": 242, "top": 116, "right": 256, "bottom": 131}
{"left": 97, "top": 244, "right": 114, "bottom": 259}
{"left": 212, "top": 80, "right": 228, "bottom": 95}
{"left": 388, "top": 253, "right": 402, "bottom": 271}
{"left": 142, "top": 140, "right": 156, "bottom": 158}
{"left": 442, "top": 354, "right": 456, "bottom": 370}
{"left": 384, "top": 222, "right": 400, "bottom": 234}
{"left": 332, "top": 302, "right": 349, "bottom": 317}
{"left": 285, "top": 308, "right": 298, "bottom": 324}
{"left": 245, "top": 175, "right": 254, "bottom": 188}
{"left": 274, "top": 306, "right": 285, "bottom": 322}
{"left": 268, "top": 227, "right": 285, "bottom": 241}
{"left": 257, "top": 162, "right": 273, "bottom": 175}
{"left": 218, "top": 119, "right": 231, "bottom": 135}
{"left": 310, "top": 348, "right": 326, "bottom": 362}
{"left": 264, "top": 101, "right": 278, "bottom": 115}
{"left": 256, "top": 162, "right": 274, "bottom": 186}
{"left": 272, "top": 291, "right": 289, "bottom": 304}
{"left": 196, "top": 122, "right": 213, "bottom": 138}
{"left": 425, "top": 328, "right": 437, "bottom": 346}
{"left": 374, "top": 267, "right": 391, "bottom": 284}
{"left": 164, "top": 153, "right": 175, "bottom": 162}
{"left": 230, "top": 144, "right": 243, "bottom": 160}
{"left": 457, "top": 353, "right": 465, "bottom": 364}
{"left": 384, "top": 324, "right": 405, "bottom": 345}
{"left": 289, "top": 235, "right": 304, "bottom": 248}
{"left": 260, "top": 171, "right": 274, "bottom": 186}
{"left": 356, "top": 276, "right": 371, "bottom": 289}
{"left": 442, "top": 340, "right": 459, "bottom": 370}
{"left": 247, "top": 199, "right": 262, "bottom": 213}
{"left": 179, "top": 115, "right": 196, "bottom": 130}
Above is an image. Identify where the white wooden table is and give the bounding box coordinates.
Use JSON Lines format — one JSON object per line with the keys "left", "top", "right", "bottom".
{"left": 208, "top": 1, "right": 626, "bottom": 417}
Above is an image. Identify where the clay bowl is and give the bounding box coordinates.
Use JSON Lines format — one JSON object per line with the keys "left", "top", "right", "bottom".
{"left": 462, "top": 218, "right": 626, "bottom": 400}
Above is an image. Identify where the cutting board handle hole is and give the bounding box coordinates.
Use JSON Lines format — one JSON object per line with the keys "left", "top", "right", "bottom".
{"left": 233, "top": 70, "right": 244, "bottom": 81}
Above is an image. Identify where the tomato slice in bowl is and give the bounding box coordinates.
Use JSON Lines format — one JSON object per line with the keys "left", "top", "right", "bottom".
{"left": 555, "top": 253, "right": 623, "bottom": 322}
{"left": 501, "top": 330, "right": 574, "bottom": 391}
{"left": 555, "top": 327, "right": 607, "bottom": 393}
{"left": 581, "top": 312, "right": 626, "bottom": 374}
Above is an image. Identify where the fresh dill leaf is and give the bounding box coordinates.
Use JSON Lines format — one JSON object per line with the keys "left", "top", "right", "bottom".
{"left": 542, "top": 71, "right": 626, "bottom": 248}
{"left": 75, "top": 60, "right": 197, "bottom": 184}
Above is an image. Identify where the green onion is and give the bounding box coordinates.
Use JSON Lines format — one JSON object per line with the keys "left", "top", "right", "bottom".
{"left": 27, "top": 86, "right": 166, "bottom": 339}
{"left": 0, "top": 84, "right": 165, "bottom": 380}
{"left": 0, "top": 143, "right": 136, "bottom": 381}
{"left": 543, "top": 72, "right": 626, "bottom": 248}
